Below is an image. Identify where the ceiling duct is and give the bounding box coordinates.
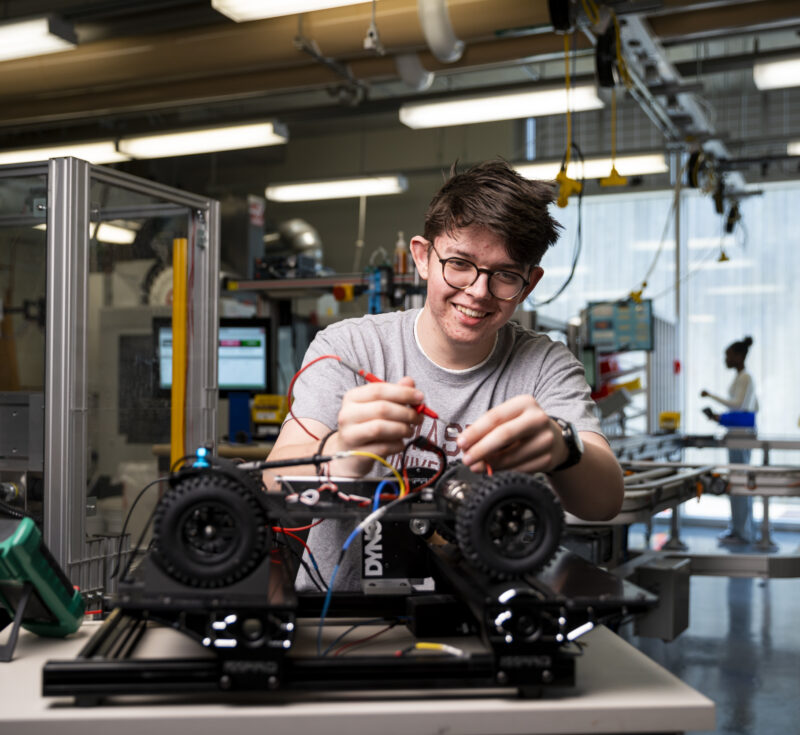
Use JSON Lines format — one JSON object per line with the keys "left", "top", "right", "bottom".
{"left": 418, "top": 0, "right": 464, "bottom": 63}
{"left": 395, "top": 52, "right": 435, "bottom": 91}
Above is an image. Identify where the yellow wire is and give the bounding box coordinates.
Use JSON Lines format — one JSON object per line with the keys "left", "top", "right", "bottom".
{"left": 581, "top": 0, "right": 600, "bottom": 25}
{"left": 344, "top": 451, "right": 406, "bottom": 497}
{"left": 415, "top": 642, "right": 445, "bottom": 652}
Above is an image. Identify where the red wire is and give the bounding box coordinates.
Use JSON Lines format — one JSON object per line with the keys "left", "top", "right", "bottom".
{"left": 286, "top": 354, "right": 342, "bottom": 440}
{"left": 271, "top": 519, "right": 324, "bottom": 533}
{"left": 274, "top": 528, "right": 315, "bottom": 557}
{"left": 333, "top": 623, "right": 396, "bottom": 656}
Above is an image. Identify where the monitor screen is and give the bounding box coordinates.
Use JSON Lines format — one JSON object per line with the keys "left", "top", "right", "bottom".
{"left": 155, "top": 317, "right": 270, "bottom": 395}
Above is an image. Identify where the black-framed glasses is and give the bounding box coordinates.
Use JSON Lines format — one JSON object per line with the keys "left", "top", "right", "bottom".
{"left": 430, "top": 243, "right": 530, "bottom": 301}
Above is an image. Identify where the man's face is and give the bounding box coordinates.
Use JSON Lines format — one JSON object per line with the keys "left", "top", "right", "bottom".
{"left": 410, "top": 225, "right": 542, "bottom": 365}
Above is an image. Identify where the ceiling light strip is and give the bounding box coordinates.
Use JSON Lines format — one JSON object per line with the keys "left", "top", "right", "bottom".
{"left": 212, "top": 0, "right": 371, "bottom": 22}
{"left": 515, "top": 153, "right": 668, "bottom": 181}
{"left": 0, "top": 15, "right": 77, "bottom": 63}
{"left": 117, "top": 122, "right": 288, "bottom": 159}
{"left": 399, "top": 84, "right": 604, "bottom": 129}
{"left": 266, "top": 175, "right": 408, "bottom": 202}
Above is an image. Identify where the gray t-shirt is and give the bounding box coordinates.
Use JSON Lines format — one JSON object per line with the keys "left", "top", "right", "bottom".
{"left": 287, "top": 308, "right": 602, "bottom": 591}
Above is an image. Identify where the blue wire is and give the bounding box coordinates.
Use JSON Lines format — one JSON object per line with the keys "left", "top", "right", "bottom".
{"left": 317, "top": 562, "right": 341, "bottom": 655}
{"left": 372, "top": 479, "right": 396, "bottom": 511}
{"left": 316, "top": 488, "right": 407, "bottom": 656}
{"left": 317, "top": 489, "right": 389, "bottom": 655}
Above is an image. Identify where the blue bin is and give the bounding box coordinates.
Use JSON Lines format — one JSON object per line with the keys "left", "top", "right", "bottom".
{"left": 719, "top": 411, "right": 756, "bottom": 428}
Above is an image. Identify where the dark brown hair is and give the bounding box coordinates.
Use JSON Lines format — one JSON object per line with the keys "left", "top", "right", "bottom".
{"left": 423, "top": 159, "right": 562, "bottom": 267}
{"left": 727, "top": 336, "right": 753, "bottom": 359}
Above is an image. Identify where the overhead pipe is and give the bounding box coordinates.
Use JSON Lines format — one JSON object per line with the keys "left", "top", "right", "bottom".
{"left": 0, "top": 1, "right": 550, "bottom": 100}
{"left": 417, "top": 0, "right": 464, "bottom": 63}
{"left": 0, "top": 33, "right": 593, "bottom": 126}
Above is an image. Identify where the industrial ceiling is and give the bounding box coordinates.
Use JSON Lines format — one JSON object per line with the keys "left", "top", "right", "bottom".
{"left": 0, "top": 0, "right": 799, "bottom": 181}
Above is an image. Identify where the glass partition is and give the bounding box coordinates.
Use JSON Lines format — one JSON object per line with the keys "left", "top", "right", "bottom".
{"left": 0, "top": 159, "right": 220, "bottom": 602}
{"left": 0, "top": 169, "right": 48, "bottom": 524}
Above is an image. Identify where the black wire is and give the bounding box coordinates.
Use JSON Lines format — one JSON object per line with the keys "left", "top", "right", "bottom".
{"left": 110, "top": 475, "right": 168, "bottom": 579}
{"left": 0, "top": 499, "right": 41, "bottom": 524}
{"left": 527, "top": 142, "right": 586, "bottom": 308}
{"left": 119, "top": 506, "right": 159, "bottom": 583}
{"left": 400, "top": 435, "right": 447, "bottom": 486}
{"left": 170, "top": 453, "right": 197, "bottom": 472}
{"left": 273, "top": 521, "right": 328, "bottom": 592}
{"left": 317, "top": 430, "right": 337, "bottom": 456}
{"left": 315, "top": 429, "right": 337, "bottom": 474}
{"left": 321, "top": 617, "right": 393, "bottom": 656}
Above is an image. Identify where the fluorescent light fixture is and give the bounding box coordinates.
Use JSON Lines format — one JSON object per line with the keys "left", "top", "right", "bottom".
{"left": 0, "top": 15, "right": 77, "bottom": 62}
{"left": 399, "top": 84, "right": 603, "bottom": 129}
{"left": 661, "top": 258, "right": 755, "bottom": 271}
{"left": 516, "top": 153, "right": 668, "bottom": 181}
{"left": 753, "top": 55, "right": 800, "bottom": 91}
{"left": 34, "top": 221, "right": 139, "bottom": 244}
{"left": 687, "top": 236, "right": 737, "bottom": 250}
{"left": 707, "top": 284, "right": 782, "bottom": 296}
{"left": 632, "top": 235, "right": 743, "bottom": 252}
{"left": 212, "top": 0, "right": 370, "bottom": 22}
{"left": 266, "top": 174, "right": 408, "bottom": 202}
{"left": 117, "top": 122, "right": 287, "bottom": 159}
{"left": 93, "top": 223, "right": 138, "bottom": 245}
{"left": 788, "top": 141, "right": 800, "bottom": 155}
{"left": 689, "top": 314, "right": 716, "bottom": 324}
{"left": 0, "top": 140, "right": 128, "bottom": 165}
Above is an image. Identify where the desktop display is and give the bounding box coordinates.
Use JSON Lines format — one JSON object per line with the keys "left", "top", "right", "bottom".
{"left": 155, "top": 318, "right": 270, "bottom": 395}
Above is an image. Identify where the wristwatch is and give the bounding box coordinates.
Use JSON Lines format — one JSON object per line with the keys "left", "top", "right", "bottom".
{"left": 549, "top": 416, "right": 584, "bottom": 472}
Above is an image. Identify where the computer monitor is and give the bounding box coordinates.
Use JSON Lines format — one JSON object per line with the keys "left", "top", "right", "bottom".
{"left": 154, "top": 317, "right": 271, "bottom": 396}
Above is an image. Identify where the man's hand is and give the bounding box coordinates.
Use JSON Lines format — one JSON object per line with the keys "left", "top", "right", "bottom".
{"left": 700, "top": 389, "right": 710, "bottom": 397}
{"left": 333, "top": 376, "right": 425, "bottom": 475}
{"left": 455, "top": 395, "right": 565, "bottom": 474}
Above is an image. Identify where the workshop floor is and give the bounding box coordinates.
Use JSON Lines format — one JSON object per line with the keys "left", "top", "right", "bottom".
{"left": 621, "top": 523, "right": 800, "bottom": 735}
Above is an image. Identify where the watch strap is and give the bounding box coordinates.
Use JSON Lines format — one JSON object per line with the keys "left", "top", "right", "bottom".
{"left": 549, "top": 416, "right": 583, "bottom": 472}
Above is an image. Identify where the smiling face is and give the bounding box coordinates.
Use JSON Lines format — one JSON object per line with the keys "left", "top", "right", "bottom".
{"left": 410, "top": 225, "right": 542, "bottom": 370}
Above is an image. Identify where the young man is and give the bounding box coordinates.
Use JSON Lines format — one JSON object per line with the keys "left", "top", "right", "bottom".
{"left": 266, "top": 160, "right": 624, "bottom": 589}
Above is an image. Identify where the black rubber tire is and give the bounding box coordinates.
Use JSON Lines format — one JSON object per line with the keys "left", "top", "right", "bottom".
{"left": 455, "top": 472, "right": 563, "bottom": 579}
{"left": 152, "top": 472, "right": 267, "bottom": 588}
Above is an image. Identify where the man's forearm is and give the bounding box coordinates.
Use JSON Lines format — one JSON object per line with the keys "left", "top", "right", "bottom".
{"left": 549, "top": 439, "right": 624, "bottom": 521}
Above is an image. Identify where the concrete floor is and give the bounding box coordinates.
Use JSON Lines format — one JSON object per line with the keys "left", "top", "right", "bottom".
{"left": 621, "top": 524, "right": 800, "bottom": 735}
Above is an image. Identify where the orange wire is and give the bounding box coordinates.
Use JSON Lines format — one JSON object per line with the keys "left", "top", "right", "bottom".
{"left": 271, "top": 519, "right": 325, "bottom": 533}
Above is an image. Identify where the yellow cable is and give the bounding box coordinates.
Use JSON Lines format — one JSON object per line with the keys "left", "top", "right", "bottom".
{"left": 170, "top": 237, "right": 188, "bottom": 471}
{"left": 581, "top": 0, "right": 600, "bottom": 25}
{"left": 344, "top": 451, "right": 406, "bottom": 497}
{"left": 415, "top": 642, "right": 445, "bottom": 652}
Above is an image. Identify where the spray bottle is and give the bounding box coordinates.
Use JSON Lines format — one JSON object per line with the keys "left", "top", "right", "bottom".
{"left": 393, "top": 230, "right": 407, "bottom": 274}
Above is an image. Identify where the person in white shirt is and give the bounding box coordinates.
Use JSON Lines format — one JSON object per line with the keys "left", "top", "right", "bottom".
{"left": 701, "top": 336, "right": 758, "bottom": 545}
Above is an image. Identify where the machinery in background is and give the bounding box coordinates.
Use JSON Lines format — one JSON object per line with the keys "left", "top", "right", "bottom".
{"left": 255, "top": 218, "right": 324, "bottom": 280}
{"left": 578, "top": 299, "right": 678, "bottom": 438}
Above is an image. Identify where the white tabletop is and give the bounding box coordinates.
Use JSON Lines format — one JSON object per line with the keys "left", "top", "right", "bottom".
{"left": 0, "top": 620, "right": 714, "bottom": 735}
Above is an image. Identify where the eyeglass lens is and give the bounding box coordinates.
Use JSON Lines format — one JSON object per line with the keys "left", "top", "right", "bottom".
{"left": 442, "top": 258, "right": 525, "bottom": 299}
